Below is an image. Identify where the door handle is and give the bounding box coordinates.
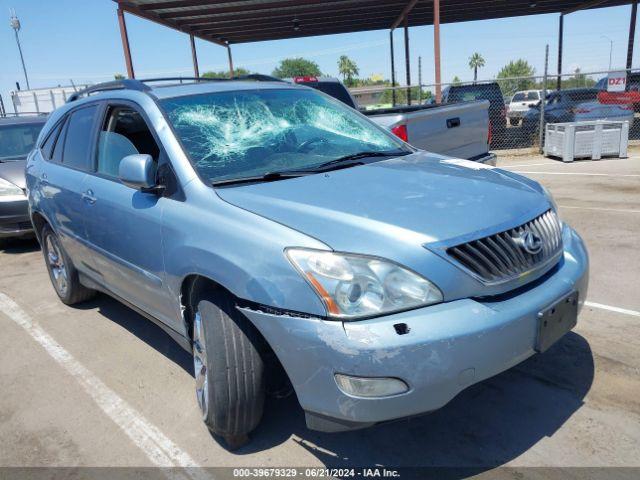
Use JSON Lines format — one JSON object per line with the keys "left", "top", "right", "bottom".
{"left": 447, "top": 117, "right": 461, "bottom": 128}
{"left": 82, "top": 189, "right": 97, "bottom": 205}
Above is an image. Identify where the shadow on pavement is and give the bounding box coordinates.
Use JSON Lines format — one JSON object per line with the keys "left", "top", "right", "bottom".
{"left": 80, "top": 293, "right": 593, "bottom": 473}
{"left": 80, "top": 294, "right": 194, "bottom": 376}
{"left": 0, "top": 236, "right": 39, "bottom": 254}
{"left": 245, "top": 331, "right": 594, "bottom": 473}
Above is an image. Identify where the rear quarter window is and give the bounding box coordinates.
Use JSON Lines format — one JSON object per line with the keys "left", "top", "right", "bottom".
{"left": 62, "top": 105, "right": 98, "bottom": 170}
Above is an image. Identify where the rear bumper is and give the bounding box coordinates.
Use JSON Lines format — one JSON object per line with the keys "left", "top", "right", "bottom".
{"left": 0, "top": 195, "right": 32, "bottom": 238}
{"left": 241, "top": 225, "right": 588, "bottom": 432}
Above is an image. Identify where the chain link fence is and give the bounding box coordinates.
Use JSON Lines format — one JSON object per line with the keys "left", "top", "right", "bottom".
{"left": 351, "top": 67, "right": 639, "bottom": 152}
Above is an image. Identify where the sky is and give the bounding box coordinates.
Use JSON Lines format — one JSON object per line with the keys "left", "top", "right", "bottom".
{"left": 0, "top": 0, "right": 638, "bottom": 108}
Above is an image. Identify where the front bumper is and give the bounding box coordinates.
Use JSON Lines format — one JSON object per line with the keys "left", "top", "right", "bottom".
{"left": 241, "top": 225, "right": 588, "bottom": 432}
{"left": 507, "top": 110, "right": 527, "bottom": 119}
{"left": 0, "top": 194, "right": 32, "bottom": 238}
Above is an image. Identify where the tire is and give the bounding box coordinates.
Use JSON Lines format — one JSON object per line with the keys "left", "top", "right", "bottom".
{"left": 192, "top": 290, "right": 265, "bottom": 449}
{"left": 41, "top": 224, "right": 95, "bottom": 305}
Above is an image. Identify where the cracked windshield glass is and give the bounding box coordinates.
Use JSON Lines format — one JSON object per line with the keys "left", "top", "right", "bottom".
{"left": 161, "top": 88, "right": 405, "bottom": 183}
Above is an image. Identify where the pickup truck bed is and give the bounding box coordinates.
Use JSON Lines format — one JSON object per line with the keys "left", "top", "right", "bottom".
{"left": 290, "top": 77, "right": 494, "bottom": 163}
{"left": 363, "top": 100, "right": 493, "bottom": 162}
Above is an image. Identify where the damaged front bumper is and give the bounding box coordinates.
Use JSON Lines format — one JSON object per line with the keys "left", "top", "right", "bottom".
{"left": 240, "top": 225, "right": 589, "bottom": 432}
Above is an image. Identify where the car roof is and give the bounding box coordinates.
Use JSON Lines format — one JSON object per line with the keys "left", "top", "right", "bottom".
{"left": 0, "top": 114, "right": 48, "bottom": 126}
{"left": 146, "top": 80, "right": 300, "bottom": 100}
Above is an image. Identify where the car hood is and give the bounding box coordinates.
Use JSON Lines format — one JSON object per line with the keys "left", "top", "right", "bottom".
{"left": 217, "top": 152, "right": 550, "bottom": 254}
{"left": 0, "top": 160, "right": 26, "bottom": 190}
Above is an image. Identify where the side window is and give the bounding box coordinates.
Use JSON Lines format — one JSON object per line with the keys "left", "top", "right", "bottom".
{"left": 97, "top": 106, "right": 160, "bottom": 178}
{"left": 51, "top": 119, "right": 69, "bottom": 164}
{"left": 63, "top": 105, "right": 98, "bottom": 170}
{"left": 41, "top": 120, "right": 64, "bottom": 160}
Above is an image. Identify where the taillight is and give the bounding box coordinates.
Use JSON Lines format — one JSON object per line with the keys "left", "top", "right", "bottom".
{"left": 293, "top": 76, "right": 318, "bottom": 83}
{"left": 487, "top": 121, "right": 492, "bottom": 145}
{"left": 391, "top": 124, "right": 408, "bottom": 142}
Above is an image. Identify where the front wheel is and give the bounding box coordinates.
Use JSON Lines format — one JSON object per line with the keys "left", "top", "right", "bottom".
{"left": 41, "top": 225, "right": 95, "bottom": 305}
{"left": 192, "top": 290, "right": 265, "bottom": 449}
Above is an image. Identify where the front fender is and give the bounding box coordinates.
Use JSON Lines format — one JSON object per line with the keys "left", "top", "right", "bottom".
{"left": 162, "top": 184, "right": 329, "bottom": 319}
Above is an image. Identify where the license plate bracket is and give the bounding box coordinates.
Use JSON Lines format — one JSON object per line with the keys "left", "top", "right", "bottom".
{"left": 535, "top": 291, "right": 579, "bottom": 353}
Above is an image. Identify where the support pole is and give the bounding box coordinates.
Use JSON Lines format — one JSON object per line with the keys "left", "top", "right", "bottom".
{"left": 628, "top": 0, "right": 638, "bottom": 70}
{"left": 404, "top": 17, "right": 411, "bottom": 105}
{"left": 418, "top": 55, "right": 422, "bottom": 103}
{"left": 557, "top": 14, "right": 564, "bottom": 90}
{"left": 433, "top": 0, "right": 442, "bottom": 103}
{"left": 117, "top": 7, "right": 135, "bottom": 79}
{"left": 227, "top": 44, "right": 234, "bottom": 78}
{"left": 539, "top": 44, "right": 549, "bottom": 154}
{"left": 190, "top": 34, "right": 199, "bottom": 78}
{"left": 390, "top": 30, "right": 396, "bottom": 106}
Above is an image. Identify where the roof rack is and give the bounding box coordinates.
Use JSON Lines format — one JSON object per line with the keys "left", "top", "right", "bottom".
{"left": 67, "top": 79, "right": 151, "bottom": 102}
{"left": 66, "top": 75, "right": 286, "bottom": 103}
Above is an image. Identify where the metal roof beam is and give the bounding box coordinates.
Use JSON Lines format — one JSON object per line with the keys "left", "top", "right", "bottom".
{"left": 116, "top": 1, "right": 228, "bottom": 46}
{"left": 562, "top": 0, "right": 611, "bottom": 14}
{"left": 157, "top": 0, "right": 367, "bottom": 19}
{"left": 391, "top": 0, "right": 420, "bottom": 30}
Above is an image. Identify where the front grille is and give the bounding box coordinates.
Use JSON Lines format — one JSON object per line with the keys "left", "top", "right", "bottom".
{"left": 447, "top": 210, "right": 563, "bottom": 284}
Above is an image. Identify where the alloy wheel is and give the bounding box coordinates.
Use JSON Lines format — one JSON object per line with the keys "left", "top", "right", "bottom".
{"left": 46, "top": 234, "right": 68, "bottom": 297}
{"left": 193, "top": 311, "right": 209, "bottom": 419}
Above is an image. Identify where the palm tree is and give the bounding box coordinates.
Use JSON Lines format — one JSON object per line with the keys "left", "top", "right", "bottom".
{"left": 468, "top": 52, "right": 486, "bottom": 83}
{"left": 338, "top": 55, "right": 359, "bottom": 87}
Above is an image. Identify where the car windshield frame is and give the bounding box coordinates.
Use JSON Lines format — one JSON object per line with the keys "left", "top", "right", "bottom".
{"left": 0, "top": 121, "right": 46, "bottom": 161}
{"left": 159, "top": 87, "right": 411, "bottom": 186}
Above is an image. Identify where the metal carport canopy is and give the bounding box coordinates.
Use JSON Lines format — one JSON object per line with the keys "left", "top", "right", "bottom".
{"left": 116, "top": 0, "right": 631, "bottom": 45}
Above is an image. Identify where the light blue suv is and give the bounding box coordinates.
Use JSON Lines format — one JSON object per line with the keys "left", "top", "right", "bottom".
{"left": 26, "top": 78, "right": 589, "bottom": 448}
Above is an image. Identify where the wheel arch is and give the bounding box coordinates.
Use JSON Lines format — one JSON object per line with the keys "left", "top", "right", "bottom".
{"left": 179, "top": 273, "right": 294, "bottom": 398}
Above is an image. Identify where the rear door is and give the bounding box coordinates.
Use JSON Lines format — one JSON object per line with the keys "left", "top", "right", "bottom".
{"left": 38, "top": 104, "right": 99, "bottom": 269}
{"left": 82, "top": 101, "right": 175, "bottom": 326}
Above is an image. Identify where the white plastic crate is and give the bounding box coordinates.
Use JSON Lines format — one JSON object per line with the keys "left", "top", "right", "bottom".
{"left": 544, "top": 120, "right": 629, "bottom": 162}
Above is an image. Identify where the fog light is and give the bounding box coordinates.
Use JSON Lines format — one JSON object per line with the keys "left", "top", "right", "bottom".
{"left": 334, "top": 374, "right": 409, "bottom": 397}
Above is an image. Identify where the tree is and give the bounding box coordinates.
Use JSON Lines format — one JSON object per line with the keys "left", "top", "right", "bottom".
{"left": 338, "top": 55, "right": 359, "bottom": 87}
{"left": 202, "top": 67, "right": 251, "bottom": 79}
{"left": 496, "top": 59, "right": 536, "bottom": 96}
{"left": 114, "top": 73, "right": 125, "bottom": 80}
{"left": 452, "top": 75, "right": 462, "bottom": 86}
{"left": 468, "top": 52, "right": 485, "bottom": 82}
{"left": 272, "top": 58, "right": 321, "bottom": 78}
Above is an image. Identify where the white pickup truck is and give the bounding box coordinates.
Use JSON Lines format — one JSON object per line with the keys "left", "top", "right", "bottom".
{"left": 289, "top": 76, "right": 496, "bottom": 164}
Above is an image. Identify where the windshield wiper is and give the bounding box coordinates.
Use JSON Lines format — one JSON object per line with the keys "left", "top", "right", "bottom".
{"left": 211, "top": 170, "right": 309, "bottom": 187}
{"left": 304, "top": 149, "right": 410, "bottom": 172}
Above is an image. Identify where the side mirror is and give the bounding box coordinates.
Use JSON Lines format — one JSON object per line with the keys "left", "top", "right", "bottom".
{"left": 119, "top": 154, "right": 159, "bottom": 191}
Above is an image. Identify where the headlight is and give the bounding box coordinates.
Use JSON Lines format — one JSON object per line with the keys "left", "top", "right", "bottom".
{"left": 0, "top": 178, "right": 23, "bottom": 196}
{"left": 286, "top": 248, "right": 443, "bottom": 319}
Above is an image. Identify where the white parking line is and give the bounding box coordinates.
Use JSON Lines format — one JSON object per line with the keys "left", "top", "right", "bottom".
{"left": 559, "top": 205, "right": 640, "bottom": 214}
{"left": 500, "top": 162, "right": 559, "bottom": 168}
{"left": 510, "top": 171, "right": 640, "bottom": 177}
{"left": 585, "top": 301, "right": 640, "bottom": 318}
{"left": 0, "top": 292, "right": 208, "bottom": 480}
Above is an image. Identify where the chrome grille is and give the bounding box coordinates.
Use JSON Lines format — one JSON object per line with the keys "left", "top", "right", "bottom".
{"left": 447, "top": 210, "right": 563, "bottom": 284}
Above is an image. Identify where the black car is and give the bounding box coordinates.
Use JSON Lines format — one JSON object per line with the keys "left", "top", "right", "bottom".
{"left": 0, "top": 114, "right": 47, "bottom": 244}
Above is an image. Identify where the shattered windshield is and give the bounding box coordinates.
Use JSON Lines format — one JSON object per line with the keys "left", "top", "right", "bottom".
{"left": 161, "top": 88, "right": 405, "bottom": 183}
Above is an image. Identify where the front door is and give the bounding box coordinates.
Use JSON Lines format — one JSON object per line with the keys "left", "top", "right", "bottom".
{"left": 82, "top": 104, "right": 174, "bottom": 327}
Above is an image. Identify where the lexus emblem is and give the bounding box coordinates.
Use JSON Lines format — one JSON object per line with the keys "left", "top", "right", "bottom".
{"left": 513, "top": 230, "right": 543, "bottom": 255}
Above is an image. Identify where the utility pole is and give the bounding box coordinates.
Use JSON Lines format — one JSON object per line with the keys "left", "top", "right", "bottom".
{"left": 10, "top": 9, "right": 30, "bottom": 90}
{"left": 601, "top": 35, "right": 613, "bottom": 71}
